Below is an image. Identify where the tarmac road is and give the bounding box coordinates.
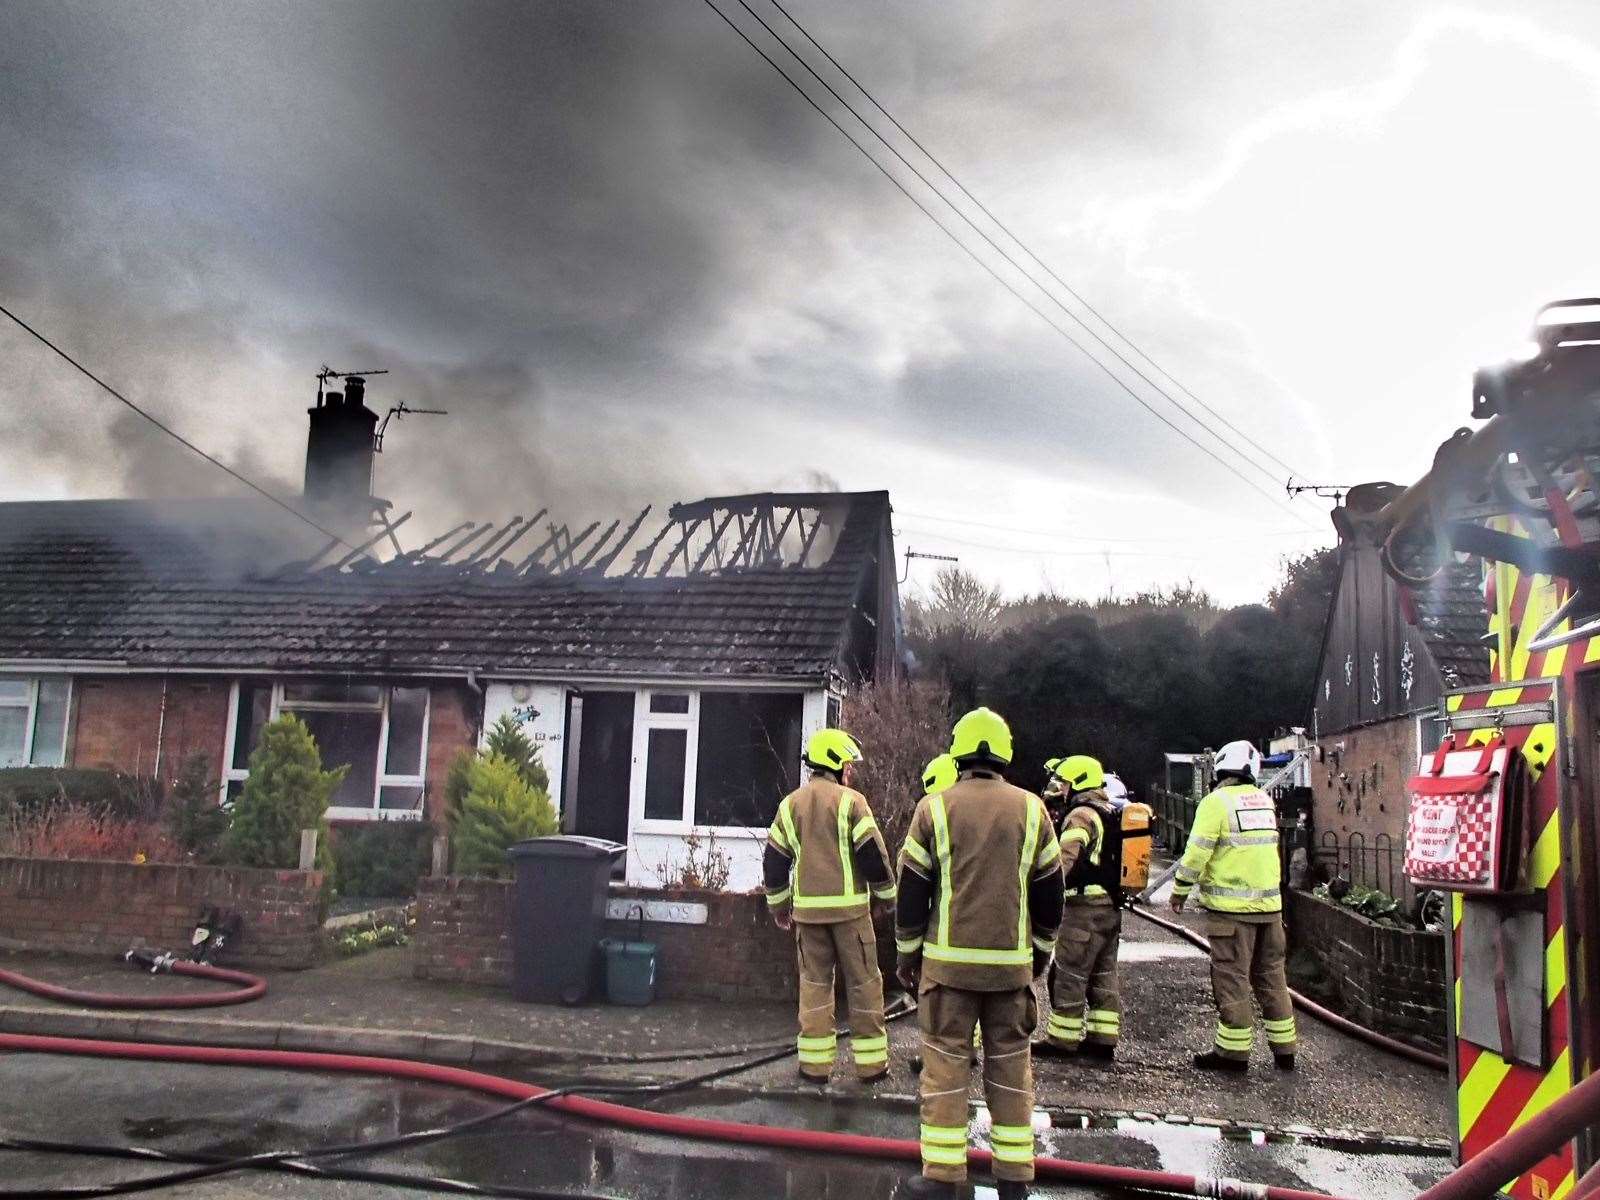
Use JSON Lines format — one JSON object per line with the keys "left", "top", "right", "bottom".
{"left": 0, "top": 1052, "right": 1450, "bottom": 1199}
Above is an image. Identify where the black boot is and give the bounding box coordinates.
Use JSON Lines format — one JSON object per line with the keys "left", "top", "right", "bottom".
{"left": 1193, "top": 1051, "right": 1249, "bottom": 1073}
{"left": 1029, "top": 1038, "right": 1078, "bottom": 1059}
{"left": 896, "top": 1175, "right": 962, "bottom": 1198}
{"left": 996, "top": 1181, "right": 1031, "bottom": 1200}
{"left": 1273, "top": 1054, "right": 1296, "bottom": 1072}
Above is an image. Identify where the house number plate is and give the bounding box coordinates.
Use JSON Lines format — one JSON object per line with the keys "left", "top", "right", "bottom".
{"left": 606, "top": 898, "right": 709, "bottom": 926}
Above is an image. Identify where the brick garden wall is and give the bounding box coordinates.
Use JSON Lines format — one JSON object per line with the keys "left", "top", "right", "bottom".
{"left": 414, "top": 878, "right": 801, "bottom": 1002}
{"left": 0, "top": 857, "right": 324, "bottom": 969}
{"left": 1287, "top": 887, "right": 1447, "bottom": 1051}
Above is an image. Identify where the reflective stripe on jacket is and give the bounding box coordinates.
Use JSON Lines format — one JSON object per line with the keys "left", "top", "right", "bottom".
{"left": 765, "top": 777, "right": 894, "bottom": 923}
{"left": 1172, "top": 782, "right": 1282, "bottom": 914}
{"left": 895, "top": 772, "right": 1063, "bottom": 990}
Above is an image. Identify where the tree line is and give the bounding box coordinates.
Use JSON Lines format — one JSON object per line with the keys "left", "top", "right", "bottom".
{"left": 898, "top": 548, "right": 1338, "bottom": 798}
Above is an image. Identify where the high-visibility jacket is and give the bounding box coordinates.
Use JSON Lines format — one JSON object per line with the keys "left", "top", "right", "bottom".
{"left": 763, "top": 776, "right": 895, "bottom": 923}
{"left": 1172, "top": 782, "right": 1282, "bottom": 914}
{"left": 1058, "top": 791, "right": 1118, "bottom": 906}
{"left": 895, "top": 770, "right": 1065, "bottom": 991}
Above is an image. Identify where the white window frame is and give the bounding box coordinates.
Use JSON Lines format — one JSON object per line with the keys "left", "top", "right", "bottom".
{"left": 221, "top": 681, "right": 430, "bottom": 822}
{"left": 0, "top": 676, "right": 71, "bottom": 768}
{"left": 629, "top": 689, "right": 699, "bottom": 834}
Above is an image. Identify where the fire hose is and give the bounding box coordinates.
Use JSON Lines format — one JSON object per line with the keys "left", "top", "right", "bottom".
{"left": 0, "top": 951, "right": 266, "bottom": 1010}
{"left": 1127, "top": 903, "right": 1448, "bottom": 1071}
{"left": 0, "top": 1031, "right": 1347, "bottom": 1200}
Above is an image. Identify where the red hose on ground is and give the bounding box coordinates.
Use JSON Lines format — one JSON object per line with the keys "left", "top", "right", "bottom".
{"left": 0, "top": 1031, "right": 1346, "bottom": 1200}
{"left": 0, "top": 960, "right": 267, "bottom": 1009}
{"left": 1128, "top": 905, "right": 1448, "bottom": 1072}
{"left": 1413, "top": 1068, "right": 1600, "bottom": 1200}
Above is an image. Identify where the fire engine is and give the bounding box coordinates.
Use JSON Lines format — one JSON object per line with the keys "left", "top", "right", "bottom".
{"left": 1340, "top": 299, "right": 1600, "bottom": 1198}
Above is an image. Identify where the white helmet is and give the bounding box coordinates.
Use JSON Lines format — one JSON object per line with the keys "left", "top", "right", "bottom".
{"left": 1103, "top": 772, "right": 1129, "bottom": 806}
{"left": 1214, "top": 740, "right": 1262, "bottom": 780}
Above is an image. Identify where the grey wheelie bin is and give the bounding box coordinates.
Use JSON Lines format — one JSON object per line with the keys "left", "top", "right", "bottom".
{"left": 507, "top": 836, "right": 626, "bottom": 1005}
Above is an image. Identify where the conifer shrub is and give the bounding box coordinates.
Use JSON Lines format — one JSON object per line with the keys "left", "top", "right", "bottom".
{"left": 451, "top": 752, "right": 558, "bottom": 878}
{"left": 220, "top": 714, "right": 345, "bottom": 872}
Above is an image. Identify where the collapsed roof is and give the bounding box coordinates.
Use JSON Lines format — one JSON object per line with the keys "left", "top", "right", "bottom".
{"left": 0, "top": 491, "right": 900, "bottom": 682}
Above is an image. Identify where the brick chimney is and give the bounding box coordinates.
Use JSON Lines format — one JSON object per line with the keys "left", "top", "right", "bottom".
{"left": 303, "top": 375, "right": 379, "bottom": 525}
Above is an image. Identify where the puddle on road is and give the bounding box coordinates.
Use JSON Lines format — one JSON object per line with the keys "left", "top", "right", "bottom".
{"left": 1117, "top": 940, "right": 1204, "bottom": 962}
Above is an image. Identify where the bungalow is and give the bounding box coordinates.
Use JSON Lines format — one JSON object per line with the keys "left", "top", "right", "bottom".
{"left": 0, "top": 379, "right": 901, "bottom": 891}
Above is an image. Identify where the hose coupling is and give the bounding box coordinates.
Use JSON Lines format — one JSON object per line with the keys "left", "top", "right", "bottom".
{"left": 1197, "top": 1180, "right": 1270, "bottom": 1199}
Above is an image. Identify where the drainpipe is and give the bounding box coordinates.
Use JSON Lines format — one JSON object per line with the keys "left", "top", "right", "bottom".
{"left": 152, "top": 675, "right": 170, "bottom": 784}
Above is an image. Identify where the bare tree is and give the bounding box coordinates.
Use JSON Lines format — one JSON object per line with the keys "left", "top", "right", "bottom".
{"left": 920, "top": 566, "right": 1004, "bottom": 636}
{"left": 842, "top": 676, "right": 952, "bottom": 856}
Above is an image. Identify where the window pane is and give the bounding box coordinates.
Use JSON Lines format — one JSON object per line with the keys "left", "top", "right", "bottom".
{"left": 29, "top": 678, "right": 69, "bottom": 767}
{"left": 232, "top": 683, "right": 271, "bottom": 770}
{"left": 643, "top": 728, "right": 687, "bottom": 820}
{"left": 283, "top": 681, "right": 383, "bottom": 707}
{"left": 649, "top": 692, "right": 690, "bottom": 715}
{"left": 0, "top": 705, "right": 26, "bottom": 768}
{"left": 224, "top": 779, "right": 245, "bottom": 807}
{"left": 384, "top": 688, "right": 428, "bottom": 777}
{"left": 695, "top": 692, "right": 803, "bottom": 827}
{"left": 379, "top": 785, "right": 425, "bottom": 812}
{"left": 826, "top": 695, "right": 841, "bottom": 729}
{"left": 0, "top": 680, "right": 29, "bottom": 704}
{"left": 297, "top": 709, "right": 382, "bottom": 809}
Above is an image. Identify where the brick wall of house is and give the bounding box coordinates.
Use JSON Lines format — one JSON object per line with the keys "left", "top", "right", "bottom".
{"left": 0, "top": 857, "right": 324, "bottom": 969}
{"left": 423, "top": 683, "right": 478, "bottom": 820}
{"left": 1286, "top": 887, "right": 1447, "bottom": 1051}
{"left": 70, "top": 676, "right": 165, "bottom": 776}
{"left": 68, "top": 674, "right": 232, "bottom": 791}
{"left": 413, "top": 878, "right": 799, "bottom": 1002}
{"left": 1312, "top": 717, "right": 1420, "bottom": 847}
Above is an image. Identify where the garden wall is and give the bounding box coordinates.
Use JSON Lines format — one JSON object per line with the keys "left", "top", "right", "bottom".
{"left": 414, "top": 877, "right": 801, "bottom": 1002}
{"left": 1287, "top": 887, "right": 1447, "bottom": 1051}
{"left": 0, "top": 857, "right": 324, "bottom": 969}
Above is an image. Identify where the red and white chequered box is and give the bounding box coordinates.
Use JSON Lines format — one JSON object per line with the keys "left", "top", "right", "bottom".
{"left": 1405, "top": 740, "right": 1510, "bottom": 893}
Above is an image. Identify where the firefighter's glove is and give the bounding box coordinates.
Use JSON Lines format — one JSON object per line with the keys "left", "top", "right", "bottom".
{"left": 773, "top": 908, "right": 793, "bottom": 931}
{"left": 1168, "top": 892, "right": 1187, "bottom": 914}
{"left": 896, "top": 954, "right": 921, "bottom": 992}
{"left": 1032, "top": 947, "right": 1052, "bottom": 979}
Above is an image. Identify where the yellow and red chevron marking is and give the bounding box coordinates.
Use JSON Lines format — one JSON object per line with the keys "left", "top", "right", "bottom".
{"left": 1449, "top": 539, "right": 1592, "bottom": 1198}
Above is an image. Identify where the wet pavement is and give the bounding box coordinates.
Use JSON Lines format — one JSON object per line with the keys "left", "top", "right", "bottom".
{"left": 0, "top": 1053, "right": 1450, "bottom": 1198}
{"left": 0, "top": 901, "right": 1452, "bottom": 1146}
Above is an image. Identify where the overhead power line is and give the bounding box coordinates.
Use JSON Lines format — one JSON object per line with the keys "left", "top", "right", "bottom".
{"left": 0, "top": 302, "right": 356, "bottom": 550}
{"left": 697, "top": 0, "right": 1313, "bottom": 527}
{"left": 898, "top": 509, "right": 1329, "bottom": 545}
{"left": 763, "top": 0, "right": 1311, "bottom": 489}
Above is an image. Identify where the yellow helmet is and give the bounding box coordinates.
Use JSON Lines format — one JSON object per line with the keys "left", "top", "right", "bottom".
{"left": 949, "top": 707, "right": 1013, "bottom": 765}
{"left": 805, "top": 728, "right": 863, "bottom": 773}
{"left": 1043, "top": 756, "right": 1063, "bottom": 775}
{"left": 1054, "top": 754, "right": 1105, "bottom": 794}
{"left": 921, "top": 753, "right": 959, "bottom": 795}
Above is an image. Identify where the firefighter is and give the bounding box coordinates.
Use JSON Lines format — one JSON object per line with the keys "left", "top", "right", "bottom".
{"left": 1036, "top": 754, "right": 1123, "bottom": 1062}
{"left": 895, "top": 708, "right": 1065, "bottom": 1199}
{"left": 1170, "top": 739, "right": 1298, "bottom": 1072}
{"left": 921, "top": 752, "right": 959, "bottom": 797}
{"left": 1041, "top": 756, "right": 1067, "bottom": 825}
{"left": 764, "top": 728, "right": 896, "bottom": 1084}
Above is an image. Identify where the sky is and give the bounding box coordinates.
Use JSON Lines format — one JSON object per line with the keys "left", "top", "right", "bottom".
{"left": 3, "top": 0, "right": 1599, "bottom": 606}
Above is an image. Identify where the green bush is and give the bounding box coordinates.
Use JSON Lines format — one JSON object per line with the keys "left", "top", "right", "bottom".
{"left": 451, "top": 753, "right": 558, "bottom": 878}
{"left": 0, "top": 768, "right": 162, "bottom": 821}
{"left": 483, "top": 713, "right": 550, "bottom": 793}
{"left": 163, "top": 754, "right": 230, "bottom": 861}
{"left": 220, "top": 714, "right": 346, "bottom": 871}
{"left": 333, "top": 822, "right": 433, "bottom": 898}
